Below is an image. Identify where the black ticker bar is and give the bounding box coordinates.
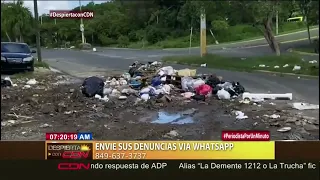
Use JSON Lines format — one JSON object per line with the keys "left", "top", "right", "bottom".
{"left": 1, "top": 160, "right": 319, "bottom": 179}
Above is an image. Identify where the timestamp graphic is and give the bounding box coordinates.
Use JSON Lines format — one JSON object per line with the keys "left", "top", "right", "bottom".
{"left": 46, "top": 143, "right": 93, "bottom": 160}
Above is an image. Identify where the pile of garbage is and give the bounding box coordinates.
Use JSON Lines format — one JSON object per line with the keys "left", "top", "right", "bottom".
{"left": 80, "top": 61, "right": 246, "bottom": 103}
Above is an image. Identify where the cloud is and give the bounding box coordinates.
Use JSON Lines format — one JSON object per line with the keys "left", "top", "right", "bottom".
{"left": 23, "top": 1, "right": 71, "bottom": 15}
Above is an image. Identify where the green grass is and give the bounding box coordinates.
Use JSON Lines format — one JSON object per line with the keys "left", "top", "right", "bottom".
{"left": 162, "top": 54, "right": 319, "bottom": 76}
{"left": 34, "top": 61, "right": 50, "bottom": 69}
{"left": 11, "top": 72, "right": 34, "bottom": 79}
{"left": 292, "top": 47, "right": 318, "bottom": 54}
{"left": 10, "top": 61, "right": 50, "bottom": 79}
{"left": 124, "top": 22, "right": 317, "bottom": 49}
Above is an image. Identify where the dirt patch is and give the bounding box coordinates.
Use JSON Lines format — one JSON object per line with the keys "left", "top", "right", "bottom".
{"left": 1, "top": 71, "right": 318, "bottom": 140}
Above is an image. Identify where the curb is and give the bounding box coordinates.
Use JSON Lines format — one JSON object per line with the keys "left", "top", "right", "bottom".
{"left": 254, "top": 70, "right": 319, "bottom": 79}
{"left": 287, "top": 48, "right": 319, "bottom": 56}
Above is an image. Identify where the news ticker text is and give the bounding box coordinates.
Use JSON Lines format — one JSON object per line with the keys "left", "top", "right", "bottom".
{"left": 1, "top": 160, "right": 319, "bottom": 179}
{"left": 58, "top": 161, "right": 319, "bottom": 171}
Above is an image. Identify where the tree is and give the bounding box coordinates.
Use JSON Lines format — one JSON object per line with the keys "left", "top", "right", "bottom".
{"left": 2, "top": 0, "right": 317, "bottom": 50}
{"left": 244, "top": 1, "right": 281, "bottom": 56}
{"left": 298, "top": 0, "right": 318, "bottom": 44}
{"left": 1, "top": 0, "right": 33, "bottom": 42}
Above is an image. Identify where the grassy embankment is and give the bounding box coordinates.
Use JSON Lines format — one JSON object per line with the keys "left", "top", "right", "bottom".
{"left": 10, "top": 61, "right": 50, "bottom": 79}
{"left": 34, "top": 61, "right": 50, "bottom": 69}
{"left": 162, "top": 54, "right": 319, "bottom": 76}
{"left": 127, "top": 22, "right": 316, "bottom": 49}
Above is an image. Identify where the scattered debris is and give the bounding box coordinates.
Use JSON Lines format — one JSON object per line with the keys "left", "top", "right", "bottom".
{"left": 292, "top": 103, "right": 319, "bottom": 110}
{"left": 181, "top": 92, "right": 194, "bottom": 99}
{"left": 252, "top": 98, "right": 264, "bottom": 103}
{"left": 235, "top": 111, "right": 248, "bottom": 120}
{"left": 242, "top": 92, "right": 292, "bottom": 101}
{"left": 177, "top": 69, "right": 196, "bottom": 77}
{"left": 1, "top": 120, "right": 17, "bottom": 126}
{"left": 163, "top": 130, "right": 179, "bottom": 138}
{"left": 239, "top": 99, "right": 250, "bottom": 104}
{"left": 217, "top": 89, "right": 231, "bottom": 100}
{"left": 264, "top": 114, "right": 280, "bottom": 119}
{"left": 39, "top": 123, "right": 52, "bottom": 128}
{"left": 277, "top": 127, "right": 291, "bottom": 132}
{"left": 26, "top": 79, "right": 38, "bottom": 85}
{"left": 292, "top": 65, "right": 301, "bottom": 71}
{"left": 118, "top": 96, "right": 127, "bottom": 100}
{"left": 23, "top": 85, "right": 31, "bottom": 89}
{"left": 1, "top": 60, "right": 318, "bottom": 141}
{"left": 309, "top": 60, "right": 317, "bottom": 64}
{"left": 167, "top": 130, "right": 179, "bottom": 137}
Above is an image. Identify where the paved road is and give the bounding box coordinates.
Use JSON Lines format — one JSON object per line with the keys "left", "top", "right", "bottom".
{"left": 38, "top": 28, "right": 319, "bottom": 104}
{"left": 47, "top": 39, "right": 318, "bottom": 61}
{"left": 41, "top": 38, "right": 319, "bottom": 104}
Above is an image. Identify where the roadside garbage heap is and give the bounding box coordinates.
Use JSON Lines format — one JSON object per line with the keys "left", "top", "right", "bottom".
{"left": 80, "top": 61, "right": 246, "bottom": 102}
{"left": 181, "top": 74, "right": 245, "bottom": 100}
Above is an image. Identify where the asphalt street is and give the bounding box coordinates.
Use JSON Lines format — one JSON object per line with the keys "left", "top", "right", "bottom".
{"left": 41, "top": 30, "right": 319, "bottom": 104}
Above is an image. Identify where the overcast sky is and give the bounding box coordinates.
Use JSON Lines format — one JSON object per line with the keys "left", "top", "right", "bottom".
{"left": 21, "top": 1, "right": 106, "bottom": 15}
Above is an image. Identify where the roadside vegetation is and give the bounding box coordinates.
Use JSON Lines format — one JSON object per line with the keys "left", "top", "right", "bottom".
{"left": 293, "top": 47, "right": 318, "bottom": 54}
{"left": 1, "top": 0, "right": 319, "bottom": 53}
{"left": 34, "top": 61, "right": 50, "bottom": 69}
{"left": 162, "top": 54, "right": 319, "bottom": 76}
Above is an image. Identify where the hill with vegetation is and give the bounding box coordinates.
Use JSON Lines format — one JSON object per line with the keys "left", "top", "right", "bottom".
{"left": 1, "top": 0, "right": 318, "bottom": 50}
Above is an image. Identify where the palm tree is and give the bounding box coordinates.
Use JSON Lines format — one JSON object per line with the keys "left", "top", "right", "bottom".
{"left": 1, "top": 3, "right": 13, "bottom": 41}
{"left": 1, "top": 0, "right": 33, "bottom": 42}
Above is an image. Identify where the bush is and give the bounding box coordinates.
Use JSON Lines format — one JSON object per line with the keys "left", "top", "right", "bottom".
{"left": 135, "top": 29, "right": 146, "bottom": 41}
{"left": 78, "top": 43, "right": 92, "bottom": 50}
{"left": 98, "top": 35, "right": 116, "bottom": 46}
{"left": 211, "top": 20, "right": 229, "bottom": 32}
{"left": 146, "top": 26, "right": 166, "bottom": 44}
{"left": 128, "top": 31, "right": 138, "bottom": 42}
{"left": 117, "top": 35, "right": 130, "bottom": 47}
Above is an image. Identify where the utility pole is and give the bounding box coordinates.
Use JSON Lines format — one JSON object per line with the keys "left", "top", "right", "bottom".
{"left": 276, "top": 10, "right": 279, "bottom": 35}
{"left": 189, "top": 27, "right": 193, "bottom": 54}
{"left": 79, "top": 0, "right": 85, "bottom": 44}
{"left": 33, "top": 0, "right": 42, "bottom": 62}
{"left": 200, "top": 8, "right": 207, "bottom": 57}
